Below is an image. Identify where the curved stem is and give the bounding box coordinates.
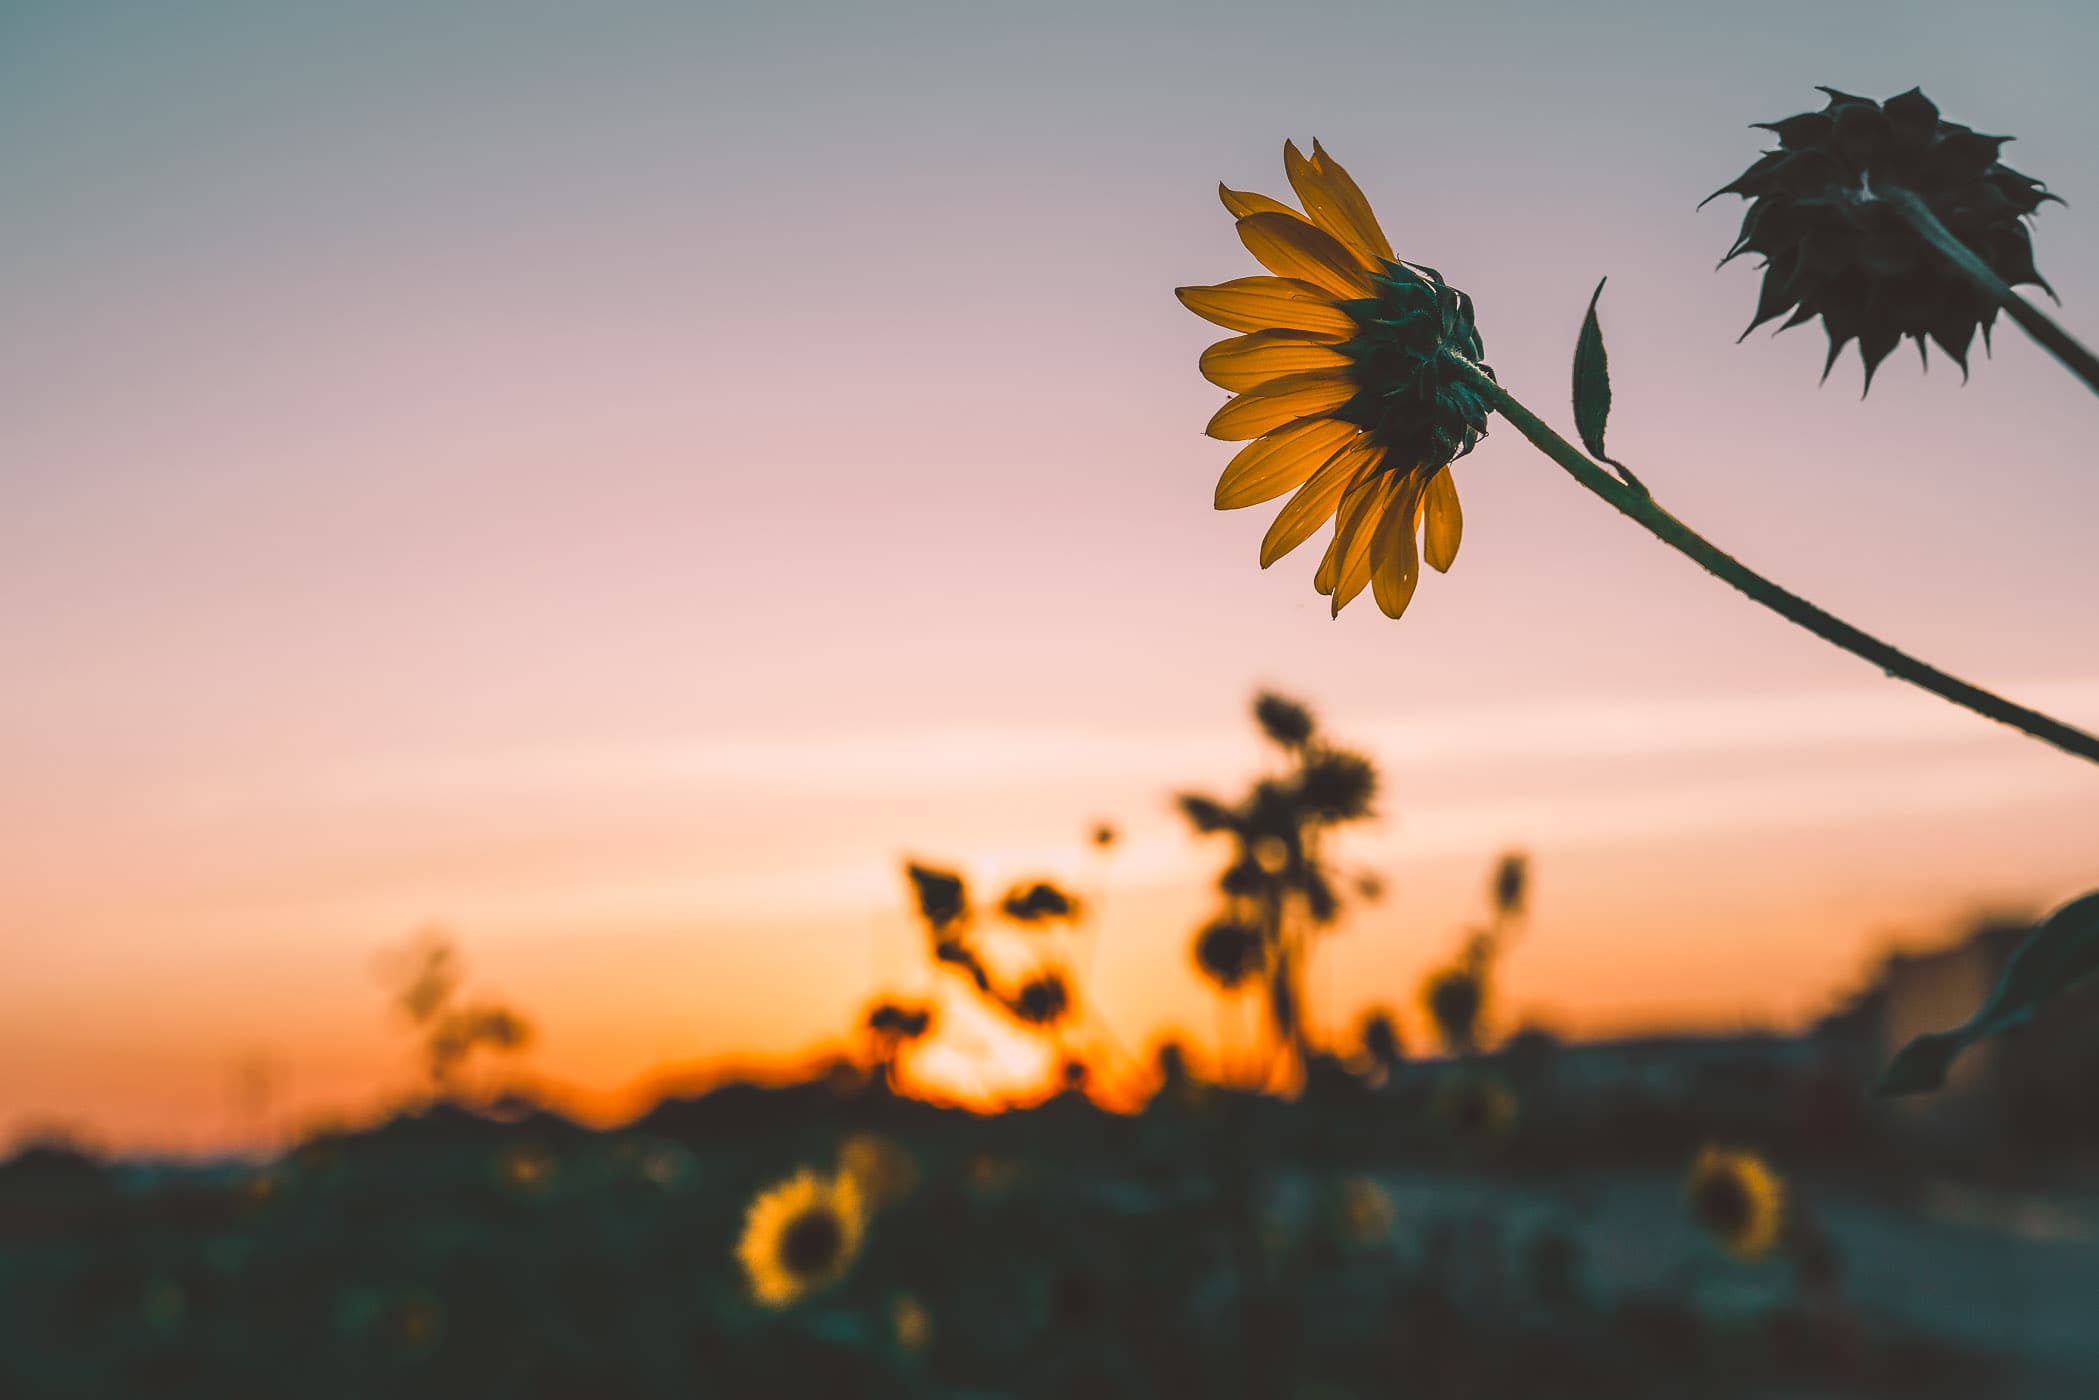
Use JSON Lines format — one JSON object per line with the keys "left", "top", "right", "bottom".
{"left": 1885, "top": 187, "right": 2099, "bottom": 398}
{"left": 1445, "top": 355, "right": 2099, "bottom": 766}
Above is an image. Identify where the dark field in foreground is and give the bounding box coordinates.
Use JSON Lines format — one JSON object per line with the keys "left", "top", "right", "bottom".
{"left": 8, "top": 1052, "right": 2099, "bottom": 1400}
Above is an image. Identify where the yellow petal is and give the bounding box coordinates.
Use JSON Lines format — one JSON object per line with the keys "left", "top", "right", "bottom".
{"left": 1204, "top": 371, "right": 1355, "bottom": 442}
{"left": 1200, "top": 330, "right": 1354, "bottom": 393}
{"left": 1329, "top": 474, "right": 1398, "bottom": 614}
{"left": 1422, "top": 465, "right": 1463, "bottom": 572}
{"left": 1291, "top": 140, "right": 1397, "bottom": 266}
{"left": 1236, "top": 212, "right": 1377, "bottom": 301}
{"left": 1175, "top": 278, "right": 1356, "bottom": 338}
{"left": 1370, "top": 473, "right": 1427, "bottom": 618}
{"left": 1219, "top": 184, "right": 1304, "bottom": 220}
{"left": 1214, "top": 417, "right": 1359, "bottom": 509}
{"left": 1315, "top": 468, "right": 1386, "bottom": 599}
{"left": 1262, "top": 442, "right": 1381, "bottom": 567}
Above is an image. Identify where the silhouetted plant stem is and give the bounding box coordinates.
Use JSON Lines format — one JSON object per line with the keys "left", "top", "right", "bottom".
{"left": 1445, "top": 355, "right": 2099, "bottom": 767}
{"left": 1883, "top": 187, "right": 2099, "bottom": 399}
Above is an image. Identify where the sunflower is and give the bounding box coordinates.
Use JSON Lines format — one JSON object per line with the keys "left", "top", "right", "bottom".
{"left": 736, "top": 1169, "right": 867, "bottom": 1307}
{"left": 1685, "top": 1146, "right": 1785, "bottom": 1260}
{"left": 1177, "top": 141, "right": 1493, "bottom": 617}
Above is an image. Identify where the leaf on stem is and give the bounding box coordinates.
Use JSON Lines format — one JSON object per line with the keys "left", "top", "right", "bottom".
{"left": 1874, "top": 890, "right": 2099, "bottom": 1096}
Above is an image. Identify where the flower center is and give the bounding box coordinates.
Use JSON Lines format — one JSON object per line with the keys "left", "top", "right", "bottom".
{"left": 1334, "top": 263, "right": 1495, "bottom": 472}
{"left": 1693, "top": 1172, "right": 1753, "bottom": 1237}
{"left": 781, "top": 1208, "right": 844, "bottom": 1277}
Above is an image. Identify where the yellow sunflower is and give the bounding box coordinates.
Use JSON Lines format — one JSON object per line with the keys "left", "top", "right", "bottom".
{"left": 1176, "top": 141, "right": 1493, "bottom": 617}
{"left": 1685, "top": 1145, "right": 1785, "bottom": 1260}
{"left": 736, "top": 1169, "right": 867, "bottom": 1307}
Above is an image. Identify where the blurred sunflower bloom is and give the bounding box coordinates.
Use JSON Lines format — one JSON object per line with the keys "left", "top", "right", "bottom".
{"left": 1176, "top": 141, "right": 1492, "bottom": 618}
{"left": 1686, "top": 1146, "right": 1785, "bottom": 1260}
{"left": 737, "top": 1169, "right": 867, "bottom": 1307}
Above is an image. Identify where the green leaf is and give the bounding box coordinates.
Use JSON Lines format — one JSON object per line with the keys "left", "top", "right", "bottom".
{"left": 1572, "top": 277, "right": 1613, "bottom": 461}
{"left": 1874, "top": 890, "right": 2099, "bottom": 1096}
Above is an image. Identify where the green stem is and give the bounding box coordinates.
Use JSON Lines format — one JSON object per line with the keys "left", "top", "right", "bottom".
{"left": 1885, "top": 187, "right": 2099, "bottom": 398}
{"left": 1445, "top": 355, "right": 2099, "bottom": 766}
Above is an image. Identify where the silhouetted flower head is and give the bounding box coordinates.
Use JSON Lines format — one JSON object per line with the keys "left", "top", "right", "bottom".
{"left": 1091, "top": 822, "right": 1118, "bottom": 849}
{"left": 1421, "top": 965, "right": 1485, "bottom": 1052}
{"left": 1008, "top": 971, "right": 1072, "bottom": 1027}
{"left": 1297, "top": 747, "right": 1378, "bottom": 823}
{"left": 737, "top": 1169, "right": 867, "bottom": 1307}
{"left": 1708, "top": 86, "right": 2059, "bottom": 388}
{"left": 1059, "top": 1058, "right": 1089, "bottom": 1093}
{"left": 1356, "top": 871, "right": 1387, "bottom": 902}
{"left": 905, "top": 862, "right": 969, "bottom": 934}
{"left": 1686, "top": 1145, "right": 1786, "bottom": 1260}
{"left": 1360, "top": 1009, "right": 1404, "bottom": 1068}
{"left": 1492, "top": 851, "right": 1528, "bottom": 917}
{"left": 1194, "top": 918, "right": 1264, "bottom": 990}
{"left": 1254, "top": 691, "right": 1317, "bottom": 747}
{"left": 865, "top": 1000, "right": 934, "bottom": 1042}
{"left": 1178, "top": 142, "right": 1486, "bottom": 617}
{"left": 999, "top": 880, "right": 1082, "bottom": 925}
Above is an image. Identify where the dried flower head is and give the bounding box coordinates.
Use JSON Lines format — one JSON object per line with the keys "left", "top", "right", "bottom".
{"left": 1178, "top": 141, "right": 1489, "bottom": 616}
{"left": 1708, "top": 86, "right": 2059, "bottom": 389}
{"left": 1421, "top": 965, "right": 1486, "bottom": 1052}
{"left": 1194, "top": 917, "right": 1264, "bottom": 990}
{"left": 999, "top": 880, "right": 1082, "bottom": 925}
{"left": 1008, "top": 971, "right": 1072, "bottom": 1027}
{"left": 1254, "top": 691, "right": 1318, "bottom": 747}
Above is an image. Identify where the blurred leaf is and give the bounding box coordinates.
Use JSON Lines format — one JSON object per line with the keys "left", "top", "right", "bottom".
{"left": 1176, "top": 792, "right": 1238, "bottom": 834}
{"left": 1875, "top": 890, "right": 2099, "bottom": 1096}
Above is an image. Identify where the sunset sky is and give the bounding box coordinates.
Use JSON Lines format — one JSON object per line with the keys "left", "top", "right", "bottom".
{"left": 6, "top": 0, "right": 2099, "bottom": 1154}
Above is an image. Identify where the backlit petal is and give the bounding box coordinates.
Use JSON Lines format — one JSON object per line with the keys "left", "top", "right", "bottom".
{"left": 1303, "top": 141, "right": 1396, "bottom": 264}
{"left": 1329, "top": 474, "right": 1397, "bottom": 614}
{"left": 1422, "top": 465, "right": 1463, "bottom": 572}
{"left": 1370, "top": 473, "right": 1426, "bottom": 618}
{"left": 1200, "top": 330, "right": 1353, "bottom": 392}
{"left": 1175, "top": 278, "right": 1356, "bottom": 338}
{"left": 1219, "top": 184, "right": 1304, "bottom": 220}
{"left": 1262, "top": 442, "right": 1381, "bottom": 568}
{"left": 1237, "top": 212, "right": 1378, "bottom": 300}
{"left": 1214, "top": 417, "right": 1360, "bottom": 509}
{"left": 1204, "top": 371, "right": 1356, "bottom": 441}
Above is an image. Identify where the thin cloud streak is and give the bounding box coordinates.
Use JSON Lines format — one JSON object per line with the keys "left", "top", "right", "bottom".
{"left": 169, "top": 676, "right": 2099, "bottom": 818}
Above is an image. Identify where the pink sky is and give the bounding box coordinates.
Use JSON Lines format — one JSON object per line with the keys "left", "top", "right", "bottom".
{"left": 4, "top": 1, "right": 2099, "bottom": 1152}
